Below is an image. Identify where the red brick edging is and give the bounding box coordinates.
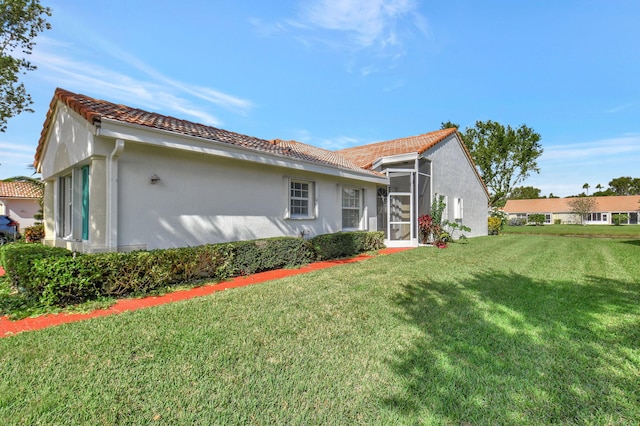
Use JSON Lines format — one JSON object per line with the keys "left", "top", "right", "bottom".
{"left": 0, "top": 248, "right": 411, "bottom": 337}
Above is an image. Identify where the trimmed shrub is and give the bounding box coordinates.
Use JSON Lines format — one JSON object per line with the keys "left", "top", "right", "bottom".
{"left": 31, "top": 244, "right": 234, "bottom": 306}
{"left": 508, "top": 218, "right": 527, "bottom": 226}
{"left": 0, "top": 243, "right": 72, "bottom": 290}
{"left": 12, "top": 232, "right": 385, "bottom": 308}
{"left": 528, "top": 214, "right": 546, "bottom": 226}
{"left": 612, "top": 213, "right": 629, "bottom": 226}
{"left": 310, "top": 231, "right": 384, "bottom": 260}
{"left": 229, "top": 237, "right": 315, "bottom": 275}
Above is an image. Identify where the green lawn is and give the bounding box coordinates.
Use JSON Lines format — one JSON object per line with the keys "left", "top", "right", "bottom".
{"left": 504, "top": 223, "right": 640, "bottom": 237}
{"left": 1, "top": 235, "right": 639, "bottom": 425}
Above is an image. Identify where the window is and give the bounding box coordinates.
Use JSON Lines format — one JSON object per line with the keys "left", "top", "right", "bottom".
{"left": 81, "top": 165, "right": 90, "bottom": 240}
{"left": 586, "top": 213, "right": 604, "bottom": 222}
{"left": 288, "top": 179, "right": 315, "bottom": 219}
{"left": 342, "top": 187, "right": 362, "bottom": 229}
{"left": 57, "top": 166, "right": 90, "bottom": 240}
{"left": 58, "top": 174, "right": 72, "bottom": 238}
{"left": 454, "top": 197, "right": 463, "bottom": 220}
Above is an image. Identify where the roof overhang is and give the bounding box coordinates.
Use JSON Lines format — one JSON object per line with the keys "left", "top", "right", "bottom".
{"left": 371, "top": 152, "right": 419, "bottom": 170}
{"left": 97, "top": 118, "right": 388, "bottom": 185}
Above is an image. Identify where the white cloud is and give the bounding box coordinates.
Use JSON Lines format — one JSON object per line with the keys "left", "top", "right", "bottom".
{"left": 521, "top": 134, "right": 640, "bottom": 196}
{"left": 606, "top": 103, "right": 635, "bottom": 114}
{"left": 317, "top": 135, "right": 363, "bottom": 150}
{"left": 541, "top": 134, "right": 640, "bottom": 162}
{"left": 30, "top": 36, "right": 254, "bottom": 127}
{"left": 302, "top": 0, "right": 421, "bottom": 48}
{"left": 272, "top": 0, "right": 428, "bottom": 63}
{"left": 287, "top": 130, "right": 363, "bottom": 150}
{"left": 0, "top": 142, "right": 35, "bottom": 153}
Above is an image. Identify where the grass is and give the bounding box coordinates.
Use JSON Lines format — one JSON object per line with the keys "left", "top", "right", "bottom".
{"left": 1, "top": 235, "right": 639, "bottom": 424}
{"left": 504, "top": 223, "right": 640, "bottom": 237}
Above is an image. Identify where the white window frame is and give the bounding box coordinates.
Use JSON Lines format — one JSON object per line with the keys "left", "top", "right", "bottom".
{"left": 341, "top": 187, "right": 363, "bottom": 230}
{"left": 442, "top": 195, "right": 449, "bottom": 222}
{"left": 58, "top": 174, "right": 73, "bottom": 239}
{"left": 454, "top": 197, "right": 464, "bottom": 220}
{"left": 286, "top": 178, "right": 316, "bottom": 220}
{"left": 57, "top": 168, "right": 88, "bottom": 240}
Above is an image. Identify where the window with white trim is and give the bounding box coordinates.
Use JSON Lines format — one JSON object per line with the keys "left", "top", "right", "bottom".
{"left": 342, "top": 187, "right": 362, "bottom": 230}
{"left": 58, "top": 174, "right": 72, "bottom": 238}
{"left": 57, "top": 166, "right": 90, "bottom": 240}
{"left": 288, "top": 179, "right": 315, "bottom": 219}
{"left": 454, "top": 197, "right": 463, "bottom": 220}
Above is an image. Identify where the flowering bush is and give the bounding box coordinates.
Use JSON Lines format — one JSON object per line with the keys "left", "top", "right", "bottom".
{"left": 25, "top": 224, "right": 45, "bottom": 242}
{"left": 488, "top": 217, "right": 502, "bottom": 235}
{"left": 418, "top": 214, "right": 447, "bottom": 247}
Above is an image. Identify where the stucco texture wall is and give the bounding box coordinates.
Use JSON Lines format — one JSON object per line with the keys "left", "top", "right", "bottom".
{"left": 116, "top": 143, "right": 378, "bottom": 250}
{"left": 427, "top": 135, "right": 488, "bottom": 238}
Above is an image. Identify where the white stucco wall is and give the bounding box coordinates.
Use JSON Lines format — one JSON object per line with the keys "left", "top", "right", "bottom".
{"left": 115, "top": 144, "right": 379, "bottom": 250}
{"left": 426, "top": 134, "right": 489, "bottom": 238}
{"left": 39, "top": 105, "right": 105, "bottom": 180}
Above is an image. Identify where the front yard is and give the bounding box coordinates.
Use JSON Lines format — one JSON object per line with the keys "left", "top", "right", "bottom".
{"left": 1, "top": 234, "right": 639, "bottom": 424}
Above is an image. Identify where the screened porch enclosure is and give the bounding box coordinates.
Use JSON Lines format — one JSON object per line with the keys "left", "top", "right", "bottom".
{"left": 376, "top": 157, "right": 431, "bottom": 247}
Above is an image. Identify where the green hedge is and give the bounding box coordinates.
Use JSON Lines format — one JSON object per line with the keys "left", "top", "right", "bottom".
{"left": 32, "top": 245, "right": 234, "bottom": 306}
{"left": 310, "top": 231, "right": 385, "bottom": 260}
{"left": 0, "top": 244, "right": 72, "bottom": 290}
{"left": 229, "top": 237, "right": 316, "bottom": 275}
{"left": 5, "top": 231, "right": 385, "bottom": 308}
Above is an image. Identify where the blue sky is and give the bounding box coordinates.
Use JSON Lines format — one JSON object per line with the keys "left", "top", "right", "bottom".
{"left": 1, "top": 0, "right": 639, "bottom": 197}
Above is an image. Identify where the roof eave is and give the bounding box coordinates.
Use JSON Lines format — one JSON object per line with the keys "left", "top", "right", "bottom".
{"left": 97, "top": 118, "right": 388, "bottom": 184}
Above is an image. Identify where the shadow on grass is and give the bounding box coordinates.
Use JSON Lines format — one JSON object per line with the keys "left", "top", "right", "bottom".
{"left": 385, "top": 270, "right": 640, "bottom": 424}
{"left": 621, "top": 239, "right": 640, "bottom": 247}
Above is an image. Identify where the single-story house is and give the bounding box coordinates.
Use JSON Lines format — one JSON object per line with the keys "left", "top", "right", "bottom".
{"left": 33, "top": 88, "right": 488, "bottom": 253}
{"left": 503, "top": 196, "right": 640, "bottom": 225}
{"left": 0, "top": 181, "right": 43, "bottom": 230}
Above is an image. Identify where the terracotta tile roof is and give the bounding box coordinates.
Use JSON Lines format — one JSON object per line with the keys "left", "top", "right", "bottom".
{"left": 503, "top": 196, "right": 640, "bottom": 213}
{"left": 337, "top": 128, "right": 489, "bottom": 197}
{"left": 0, "top": 181, "right": 43, "bottom": 199}
{"left": 34, "top": 88, "right": 378, "bottom": 177}
{"left": 336, "top": 128, "right": 457, "bottom": 169}
{"left": 271, "top": 139, "right": 384, "bottom": 176}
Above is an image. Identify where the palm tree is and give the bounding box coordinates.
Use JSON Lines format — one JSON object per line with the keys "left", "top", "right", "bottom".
{"left": 582, "top": 183, "right": 590, "bottom": 195}
{"left": 595, "top": 183, "right": 603, "bottom": 192}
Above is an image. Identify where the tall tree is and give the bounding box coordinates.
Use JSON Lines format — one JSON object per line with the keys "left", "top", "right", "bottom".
{"left": 440, "top": 121, "right": 460, "bottom": 130}
{"left": 509, "top": 186, "right": 542, "bottom": 200}
{"left": 567, "top": 197, "right": 597, "bottom": 225}
{"left": 582, "top": 183, "right": 590, "bottom": 195}
{"left": 461, "top": 120, "right": 543, "bottom": 207}
{"left": 608, "top": 176, "right": 640, "bottom": 195}
{"left": 0, "top": 0, "right": 51, "bottom": 132}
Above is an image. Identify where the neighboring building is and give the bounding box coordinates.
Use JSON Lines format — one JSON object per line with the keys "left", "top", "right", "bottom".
{"left": 503, "top": 196, "right": 640, "bottom": 225}
{"left": 33, "top": 88, "right": 489, "bottom": 253}
{"left": 0, "top": 181, "right": 43, "bottom": 230}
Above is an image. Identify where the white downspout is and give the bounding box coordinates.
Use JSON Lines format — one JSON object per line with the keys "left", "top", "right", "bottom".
{"left": 107, "top": 139, "right": 125, "bottom": 251}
